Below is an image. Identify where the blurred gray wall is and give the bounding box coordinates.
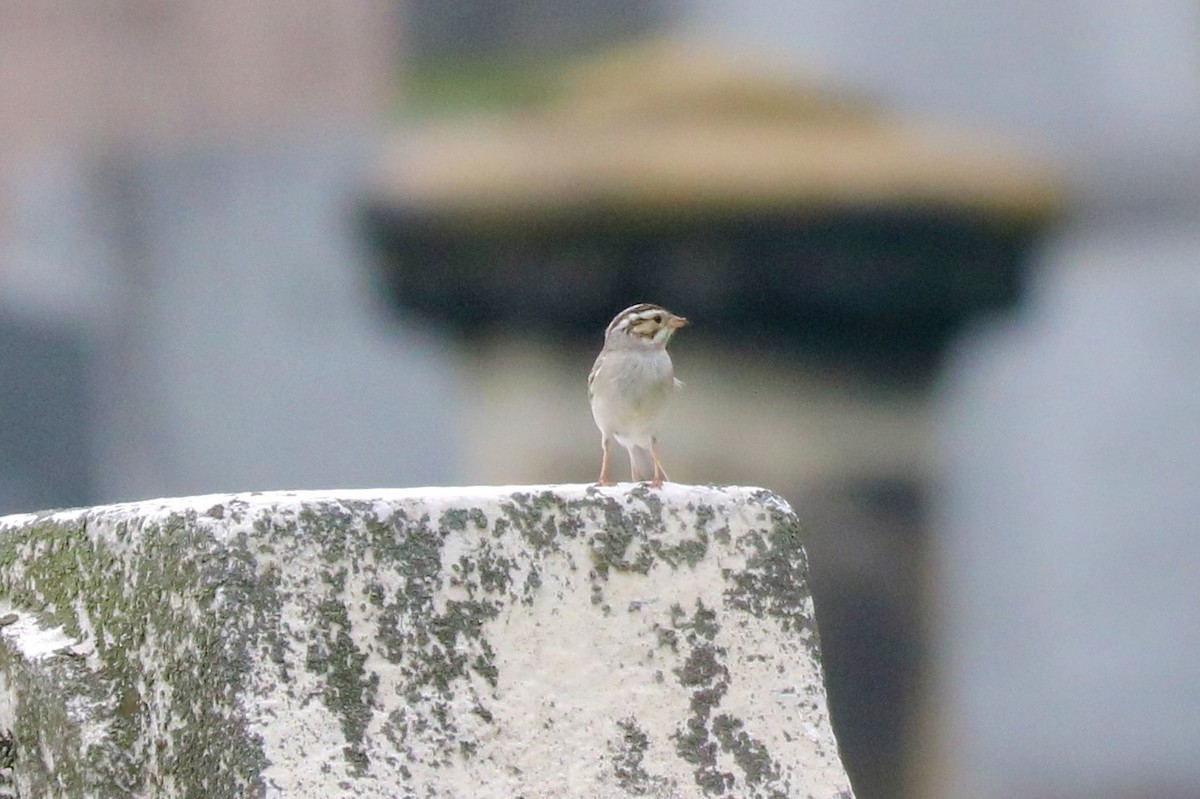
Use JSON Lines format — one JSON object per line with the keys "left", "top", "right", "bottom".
{"left": 937, "top": 231, "right": 1200, "bottom": 799}
{"left": 80, "top": 142, "right": 462, "bottom": 500}
{"left": 0, "top": 2, "right": 460, "bottom": 512}
{"left": 687, "top": 0, "right": 1200, "bottom": 180}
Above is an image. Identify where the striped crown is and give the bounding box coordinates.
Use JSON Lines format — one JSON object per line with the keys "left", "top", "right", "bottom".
{"left": 605, "top": 303, "right": 687, "bottom": 344}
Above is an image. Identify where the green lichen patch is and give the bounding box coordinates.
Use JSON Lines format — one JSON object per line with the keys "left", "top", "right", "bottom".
{"left": 287, "top": 503, "right": 512, "bottom": 773}
{"left": 499, "top": 492, "right": 574, "bottom": 552}
{"left": 440, "top": 507, "right": 488, "bottom": 532}
{"left": 304, "top": 586, "right": 378, "bottom": 775}
{"left": 609, "top": 717, "right": 674, "bottom": 796}
{"left": 669, "top": 602, "right": 733, "bottom": 795}
{"left": 0, "top": 509, "right": 277, "bottom": 798}
{"left": 723, "top": 508, "right": 818, "bottom": 646}
{"left": 649, "top": 533, "right": 709, "bottom": 570}
{"left": 712, "top": 714, "right": 785, "bottom": 795}
{"left": 664, "top": 598, "right": 798, "bottom": 799}
{"left": 589, "top": 512, "right": 655, "bottom": 578}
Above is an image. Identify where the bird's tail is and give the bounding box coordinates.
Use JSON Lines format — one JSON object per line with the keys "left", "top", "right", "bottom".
{"left": 628, "top": 444, "right": 665, "bottom": 483}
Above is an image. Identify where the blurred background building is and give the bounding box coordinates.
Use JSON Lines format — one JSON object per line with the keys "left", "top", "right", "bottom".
{"left": 2, "top": 3, "right": 1199, "bottom": 799}
{"left": 0, "top": 1, "right": 461, "bottom": 506}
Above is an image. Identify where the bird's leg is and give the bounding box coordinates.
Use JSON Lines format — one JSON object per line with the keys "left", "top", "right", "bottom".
{"left": 595, "top": 437, "right": 613, "bottom": 486}
{"left": 650, "top": 438, "right": 666, "bottom": 488}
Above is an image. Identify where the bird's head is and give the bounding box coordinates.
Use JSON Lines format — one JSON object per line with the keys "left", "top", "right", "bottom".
{"left": 605, "top": 303, "right": 688, "bottom": 346}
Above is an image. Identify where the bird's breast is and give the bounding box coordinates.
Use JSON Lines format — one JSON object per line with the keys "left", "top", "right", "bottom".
{"left": 590, "top": 348, "right": 675, "bottom": 436}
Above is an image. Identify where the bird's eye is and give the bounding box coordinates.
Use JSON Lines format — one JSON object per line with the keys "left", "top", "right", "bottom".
{"left": 655, "top": 314, "right": 663, "bottom": 323}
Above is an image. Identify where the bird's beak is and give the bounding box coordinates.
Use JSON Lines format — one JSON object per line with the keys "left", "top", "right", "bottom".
{"left": 668, "top": 315, "right": 688, "bottom": 329}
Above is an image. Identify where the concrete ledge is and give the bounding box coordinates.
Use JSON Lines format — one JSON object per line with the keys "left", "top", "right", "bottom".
{"left": 0, "top": 484, "right": 853, "bottom": 798}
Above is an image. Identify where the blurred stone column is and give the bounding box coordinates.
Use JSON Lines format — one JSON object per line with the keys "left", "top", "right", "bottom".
{"left": 921, "top": 0, "right": 1200, "bottom": 789}
{"left": 929, "top": 225, "right": 1200, "bottom": 799}
{"left": 0, "top": 2, "right": 462, "bottom": 509}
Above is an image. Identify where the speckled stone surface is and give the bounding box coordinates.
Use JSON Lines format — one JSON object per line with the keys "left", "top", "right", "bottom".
{"left": 0, "top": 484, "right": 853, "bottom": 799}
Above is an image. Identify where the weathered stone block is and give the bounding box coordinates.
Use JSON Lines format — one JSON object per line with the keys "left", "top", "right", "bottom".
{"left": 0, "top": 485, "right": 853, "bottom": 798}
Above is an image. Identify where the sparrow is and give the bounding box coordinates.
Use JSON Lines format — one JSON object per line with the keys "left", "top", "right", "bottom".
{"left": 587, "top": 303, "right": 687, "bottom": 487}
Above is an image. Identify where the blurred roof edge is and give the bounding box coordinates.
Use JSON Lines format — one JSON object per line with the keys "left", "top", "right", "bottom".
{"left": 370, "top": 38, "right": 1064, "bottom": 223}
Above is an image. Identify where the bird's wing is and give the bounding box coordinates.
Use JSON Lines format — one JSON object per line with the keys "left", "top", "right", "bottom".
{"left": 587, "top": 352, "right": 605, "bottom": 400}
